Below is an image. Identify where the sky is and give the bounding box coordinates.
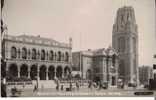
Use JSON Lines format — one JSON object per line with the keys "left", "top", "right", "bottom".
{"left": 2, "top": 0, "right": 156, "bottom": 66}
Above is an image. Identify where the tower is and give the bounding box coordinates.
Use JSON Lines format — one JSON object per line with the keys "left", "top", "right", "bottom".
{"left": 112, "top": 6, "right": 138, "bottom": 85}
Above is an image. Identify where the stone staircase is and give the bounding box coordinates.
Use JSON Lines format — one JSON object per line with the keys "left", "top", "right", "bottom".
{"left": 37, "top": 80, "right": 57, "bottom": 89}
{"left": 7, "top": 80, "right": 57, "bottom": 90}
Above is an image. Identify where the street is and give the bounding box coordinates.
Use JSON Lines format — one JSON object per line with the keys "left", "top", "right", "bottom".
{"left": 6, "top": 87, "right": 156, "bottom": 97}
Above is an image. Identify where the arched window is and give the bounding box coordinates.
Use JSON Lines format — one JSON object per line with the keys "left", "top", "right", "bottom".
{"left": 86, "top": 69, "right": 92, "bottom": 80}
{"left": 41, "top": 49, "right": 45, "bottom": 60}
{"left": 20, "top": 64, "right": 28, "bottom": 77}
{"left": 28, "top": 49, "right": 31, "bottom": 59}
{"left": 64, "top": 66, "right": 71, "bottom": 78}
{"left": 30, "top": 65, "right": 37, "bottom": 80}
{"left": 58, "top": 51, "right": 61, "bottom": 61}
{"left": 56, "top": 66, "right": 62, "bottom": 78}
{"left": 118, "top": 37, "right": 125, "bottom": 52}
{"left": 54, "top": 52, "right": 57, "bottom": 61}
{"left": 39, "top": 65, "right": 46, "bottom": 80}
{"left": 11, "top": 46, "right": 17, "bottom": 59}
{"left": 22, "top": 47, "right": 27, "bottom": 59}
{"left": 112, "top": 54, "right": 116, "bottom": 66}
{"left": 49, "top": 50, "right": 54, "bottom": 61}
{"left": 48, "top": 65, "right": 55, "bottom": 80}
{"left": 37, "top": 50, "right": 40, "bottom": 59}
{"left": 133, "top": 37, "right": 136, "bottom": 53}
{"left": 32, "top": 48, "right": 37, "bottom": 60}
{"left": 8, "top": 63, "right": 18, "bottom": 77}
{"left": 65, "top": 52, "right": 69, "bottom": 62}
{"left": 17, "top": 48, "right": 20, "bottom": 58}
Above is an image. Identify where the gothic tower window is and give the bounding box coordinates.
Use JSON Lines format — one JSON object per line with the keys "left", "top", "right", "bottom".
{"left": 133, "top": 37, "right": 136, "bottom": 53}
{"left": 118, "top": 37, "right": 125, "bottom": 52}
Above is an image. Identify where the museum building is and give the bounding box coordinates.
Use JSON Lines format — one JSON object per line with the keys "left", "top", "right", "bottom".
{"left": 72, "top": 47, "right": 119, "bottom": 87}
{"left": 2, "top": 34, "right": 72, "bottom": 81}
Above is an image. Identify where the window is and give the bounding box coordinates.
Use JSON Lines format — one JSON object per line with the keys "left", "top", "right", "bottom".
{"left": 133, "top": 37, "right": 136, "bottom": 53}
{"left": 49, "top": 50, "right": 54, "bottom": 61}
{"left": 28, "top": 49, "right": 31, "bottom": 59}
{"left": 22, "top": 47, "right": 27, "bottom": 59}
{"left": 32, "top": 48, "right": 36, "bottom": 60}
{"left": 65, "top": 52, "right": 69, "bottom": 62}
{"left": 41, "top": 49, "right": 45, "bottom": 60}
{"left": 17, "top": 48, "right": 20, "bottom": 58}
{"left": 58, "top": 51, "right": 61, "bottom": 61}
{"left": 118, "top": 37, "right": 125, "bottom": 52}
{"left": 37, "top": 50, "right": 40, "bottom": 59}
{"left": 11, "top": 46, "right": 17, "bottom": 58}
{"left": 112, "top": 54, "right": 116, "bottom": 66}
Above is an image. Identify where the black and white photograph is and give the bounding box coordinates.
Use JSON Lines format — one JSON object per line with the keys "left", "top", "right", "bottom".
{"left": 1, "top": 0, "right": 156, "bottom": 98}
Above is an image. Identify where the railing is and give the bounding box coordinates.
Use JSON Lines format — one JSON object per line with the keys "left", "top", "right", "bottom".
{"left": 59, "top": 79, "right": 90, "bottom": 86}
{"left": 7, "top": 81, "right": 32, "bottom": 85}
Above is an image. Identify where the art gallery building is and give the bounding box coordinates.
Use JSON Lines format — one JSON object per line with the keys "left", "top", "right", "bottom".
{"left": 2, "top": 34, "right": 72, "bottom": 82}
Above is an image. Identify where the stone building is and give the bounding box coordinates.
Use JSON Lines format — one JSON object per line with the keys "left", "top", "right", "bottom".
{"left": 139, "top": 66, "right": 153, "bottom": 85}
{"left": 72, "top": 47, "right": 119, "bottom": 87}
{"left": 112, "top": 6, "right": 139, "bottom": 85}
{"left": 153, "top": 54, "right": 156, "bottom": 79}
{"left": 2, "top": 34, "right": 72, "bottom": 82}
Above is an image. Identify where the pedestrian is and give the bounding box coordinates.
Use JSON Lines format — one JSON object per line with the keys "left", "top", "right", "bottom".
{"left": 88, "top": 81, "right": 92, "bottom": 89}
{"left": 61, "top": 84, "right": 64, "bottom": 91}
{"left": 56, "top": 79, "right": 60, "bottom": 91}
{"left": 76, "top": 81, "right": 79, "bottom": 91}
{"left": 69, "top": 82, "right": 72, "bottom": 91}
{"left": 33, "top": 85, "right": 37, "bottom": 92}
{"left": 99, "top": 81, "right": 102, "bottom": 90}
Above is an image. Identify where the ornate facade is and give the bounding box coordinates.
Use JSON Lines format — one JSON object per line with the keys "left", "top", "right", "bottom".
{"left": 72, "top": 47, "right": 119, "bottom": 87}
{"left": 112, "top": 6, "right": 139, "bottom": 84}
{"left": 2, "top": 34, "right": 72, "bottom": 81}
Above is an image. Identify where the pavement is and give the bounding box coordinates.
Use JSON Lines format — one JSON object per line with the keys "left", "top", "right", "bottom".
{"left": 6, "top": 87, "right": 156, "bottom": 97}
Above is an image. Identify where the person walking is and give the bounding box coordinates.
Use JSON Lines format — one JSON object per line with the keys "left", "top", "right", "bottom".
{"left": 61, "top": 84, "right": 64, "bottom": 91}
{"left": 69, "top": 82, "right": 72, "bottom": 91}
{"left": 76, "top": 81, "right": 79, "bottom": 91}
{"left": 33, "top": 84, "right": 38, "bottom": 92}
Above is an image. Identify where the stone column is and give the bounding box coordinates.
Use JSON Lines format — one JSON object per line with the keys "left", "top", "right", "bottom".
{"left": 37, "top": 67, "right": 40, "bottom": 80}
{"left": 62, "top": 67, "right": 64, "bottom": 78}
{"left": 18, "top": 67, "right": 20, "bottom": 78}
{"left": 28, "top": 67, "right": 30, "bottom": 78}
{"left": 6, "top": 63, "right": 9, "bottom": 77}
{"left": 54, "top": 68, "right": 57, "bottom": 79}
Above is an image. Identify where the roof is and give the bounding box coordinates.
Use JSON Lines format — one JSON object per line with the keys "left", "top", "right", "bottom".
{"left": 72, "top": 47, "right": 118, "bottom": 57}
{"left": 4, "top": 34, "right": 70, "bottom": 48}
